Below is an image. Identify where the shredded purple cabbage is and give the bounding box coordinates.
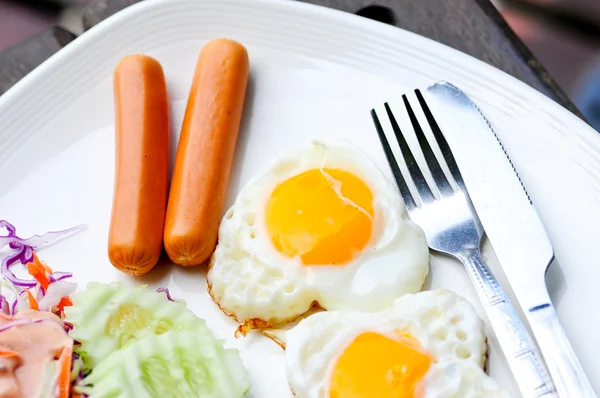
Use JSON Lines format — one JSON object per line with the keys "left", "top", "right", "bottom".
{"left": 156, "top": 287, "right": 175, "bottom": 302}
{"left": 48, "top": 271, "right": 73, "bottom": 283}
{"left": 0, "top": 220, "right": 16, "bottom": 236}
{"left": 1, "top": 249, "right": 36, "bottom": 287}
{"left": 10, "top": 299, "right": 18, "bottom": 315}
{"left": 0, "top": 220, "right": 84, "bottom": 287}
{"left": 0, "top": 224, "right": 85, "bottom": 251}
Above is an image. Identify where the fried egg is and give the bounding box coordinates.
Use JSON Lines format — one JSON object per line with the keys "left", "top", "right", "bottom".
{"left": 207, "top": 141, "right": 429, "bottom": 327}
{"left": 285, "top": 289, "right": 509, "bottom": 398}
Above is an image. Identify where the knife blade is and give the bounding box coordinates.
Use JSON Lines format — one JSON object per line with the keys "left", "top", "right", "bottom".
{"left": 425, "top": 81, "right": 596, "bottom": 398}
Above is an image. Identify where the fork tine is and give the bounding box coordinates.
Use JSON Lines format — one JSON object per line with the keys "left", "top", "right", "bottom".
{"left": 370, "top": 109, "right": 417, "bottom": 210}
{"left": 384, "top": 103, "right": 435, "bottom": 204}
{"left": 415, "top": 89, "right": 466, "bottom": 190}
{"left": 402, "top": 94, "right": 454, "bottom": 196}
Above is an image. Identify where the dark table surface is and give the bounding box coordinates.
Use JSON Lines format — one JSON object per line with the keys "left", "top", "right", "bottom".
{"left": 0, "top": 0, "right": 585, "bottom": 121}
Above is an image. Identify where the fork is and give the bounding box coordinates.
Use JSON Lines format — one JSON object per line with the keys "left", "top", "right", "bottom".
{"left": 371, "top": 91, "right": 556, "bottom": 398}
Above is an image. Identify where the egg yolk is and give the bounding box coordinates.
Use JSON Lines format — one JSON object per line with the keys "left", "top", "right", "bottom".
{"left": 329, "top": 332, "right": 432, "bottom": 398}
{"left": 265, "top": 168, "right": 374, "bottom": 265}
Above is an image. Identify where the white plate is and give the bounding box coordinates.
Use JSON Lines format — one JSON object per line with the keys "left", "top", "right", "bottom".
{"left": 1, "top": 0, "right": 599, "bottom": 396}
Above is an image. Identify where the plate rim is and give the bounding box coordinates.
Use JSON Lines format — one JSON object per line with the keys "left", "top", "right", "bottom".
{"left": 1, "top": 0, "right": 599, "bottom": 395}
{"left": 1, "top": 0, "right": 597, "bottom": 143}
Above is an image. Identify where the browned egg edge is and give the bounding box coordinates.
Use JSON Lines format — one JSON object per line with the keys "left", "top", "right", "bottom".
{"left": 205, "top": 259, "right": 492, "bottom": 379}
{"left": 205, "top": 275, "right": 324, "bottom": 344}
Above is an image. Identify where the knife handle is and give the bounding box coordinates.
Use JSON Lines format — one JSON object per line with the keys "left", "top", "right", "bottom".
{"left": 527, "top": 296, "right": 597, "bottom": 398}
{"left": 458, "top": 249, "right": 556, "bottom": 398}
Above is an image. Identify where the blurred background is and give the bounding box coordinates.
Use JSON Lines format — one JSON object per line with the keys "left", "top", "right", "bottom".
{"left": 1, "top": 0, "right": 599, "bottom": 129}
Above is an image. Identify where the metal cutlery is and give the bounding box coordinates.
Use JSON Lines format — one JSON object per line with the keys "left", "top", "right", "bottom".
{"left": 423, "top": 82, "right": 597, "bottom": 398}
{"left": 371, "top": 92, "right": 555, "bottom": 397}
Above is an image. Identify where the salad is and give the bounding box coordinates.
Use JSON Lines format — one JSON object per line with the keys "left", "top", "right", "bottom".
{"left": 0, "top": 221, "right": 249, "bottom": 398}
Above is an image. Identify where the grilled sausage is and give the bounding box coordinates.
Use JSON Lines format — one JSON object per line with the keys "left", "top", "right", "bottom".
{"left": 164, "top": 39, "right": 249, "bottom": 266}
{"left": 108, "top": 54, "right": 170, "bottom": 275}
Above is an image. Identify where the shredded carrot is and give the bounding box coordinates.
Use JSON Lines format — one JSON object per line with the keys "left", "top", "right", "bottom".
{"left": 34, "top": 251, "right": 53, "bottom": 273}
{"left": 57, "top": 297, "right": 72, "bottom": 312}
{"left": 56, "top": 344, "right": 72, "bottom": 398}
{"left": 26, "top": 252, "right": 72, "bottom": 312}
{"left": 0, "top": 350, "right": 19, "bottom": 358}
{"left": 25, "top": 289, "right": 39, "bottom": 311}
{"left": 42, "top": 264, "right": 53, "bottom": 275}
{"left": 26, "top": 252, "right": 51, "bottom": 290}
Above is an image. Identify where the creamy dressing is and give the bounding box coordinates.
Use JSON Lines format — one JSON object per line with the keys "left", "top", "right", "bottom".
{"left": 0, "top": 310, "right": 72, "bottom": 398}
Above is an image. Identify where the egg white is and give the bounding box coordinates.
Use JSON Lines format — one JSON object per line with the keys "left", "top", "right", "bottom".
{"left": 207, "top": 140, "right": 429, "bottom": 325}
{"left": 285, "top": 289, "right": 509, "bottom": 398}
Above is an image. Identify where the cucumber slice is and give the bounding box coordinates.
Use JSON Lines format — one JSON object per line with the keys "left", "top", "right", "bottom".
{"left": 83, "top": 330, "right": 249, "bottom": 398}
{"left": 64, "top": 282, "right": 213, "bottom": 369}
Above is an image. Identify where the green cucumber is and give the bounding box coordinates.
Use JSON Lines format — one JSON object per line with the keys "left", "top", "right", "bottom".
{"left": 82, "top": 330, "right": 249, "bottom": 398}
{"left": 64, "top": 282, "right": 213, "bottom": 370}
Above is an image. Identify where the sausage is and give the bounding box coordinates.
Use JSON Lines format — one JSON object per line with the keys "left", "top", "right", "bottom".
{"left": 108, "top": 54, "right": 170, "bottom": 275}
{"left": 164, "top": 39, "right": 249, "bottom": 266}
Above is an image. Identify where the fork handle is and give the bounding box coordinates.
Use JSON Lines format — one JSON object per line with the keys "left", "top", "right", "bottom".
{"left": 526, "top": 293, "right": 597, "bottom": 398}
{"left": 458, "top": 249, "right": 556, "bottom": 398}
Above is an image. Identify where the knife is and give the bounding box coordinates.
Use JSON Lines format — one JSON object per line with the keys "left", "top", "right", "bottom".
{"left": 426, "top": 82, "right": 596, "bottom": 398}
